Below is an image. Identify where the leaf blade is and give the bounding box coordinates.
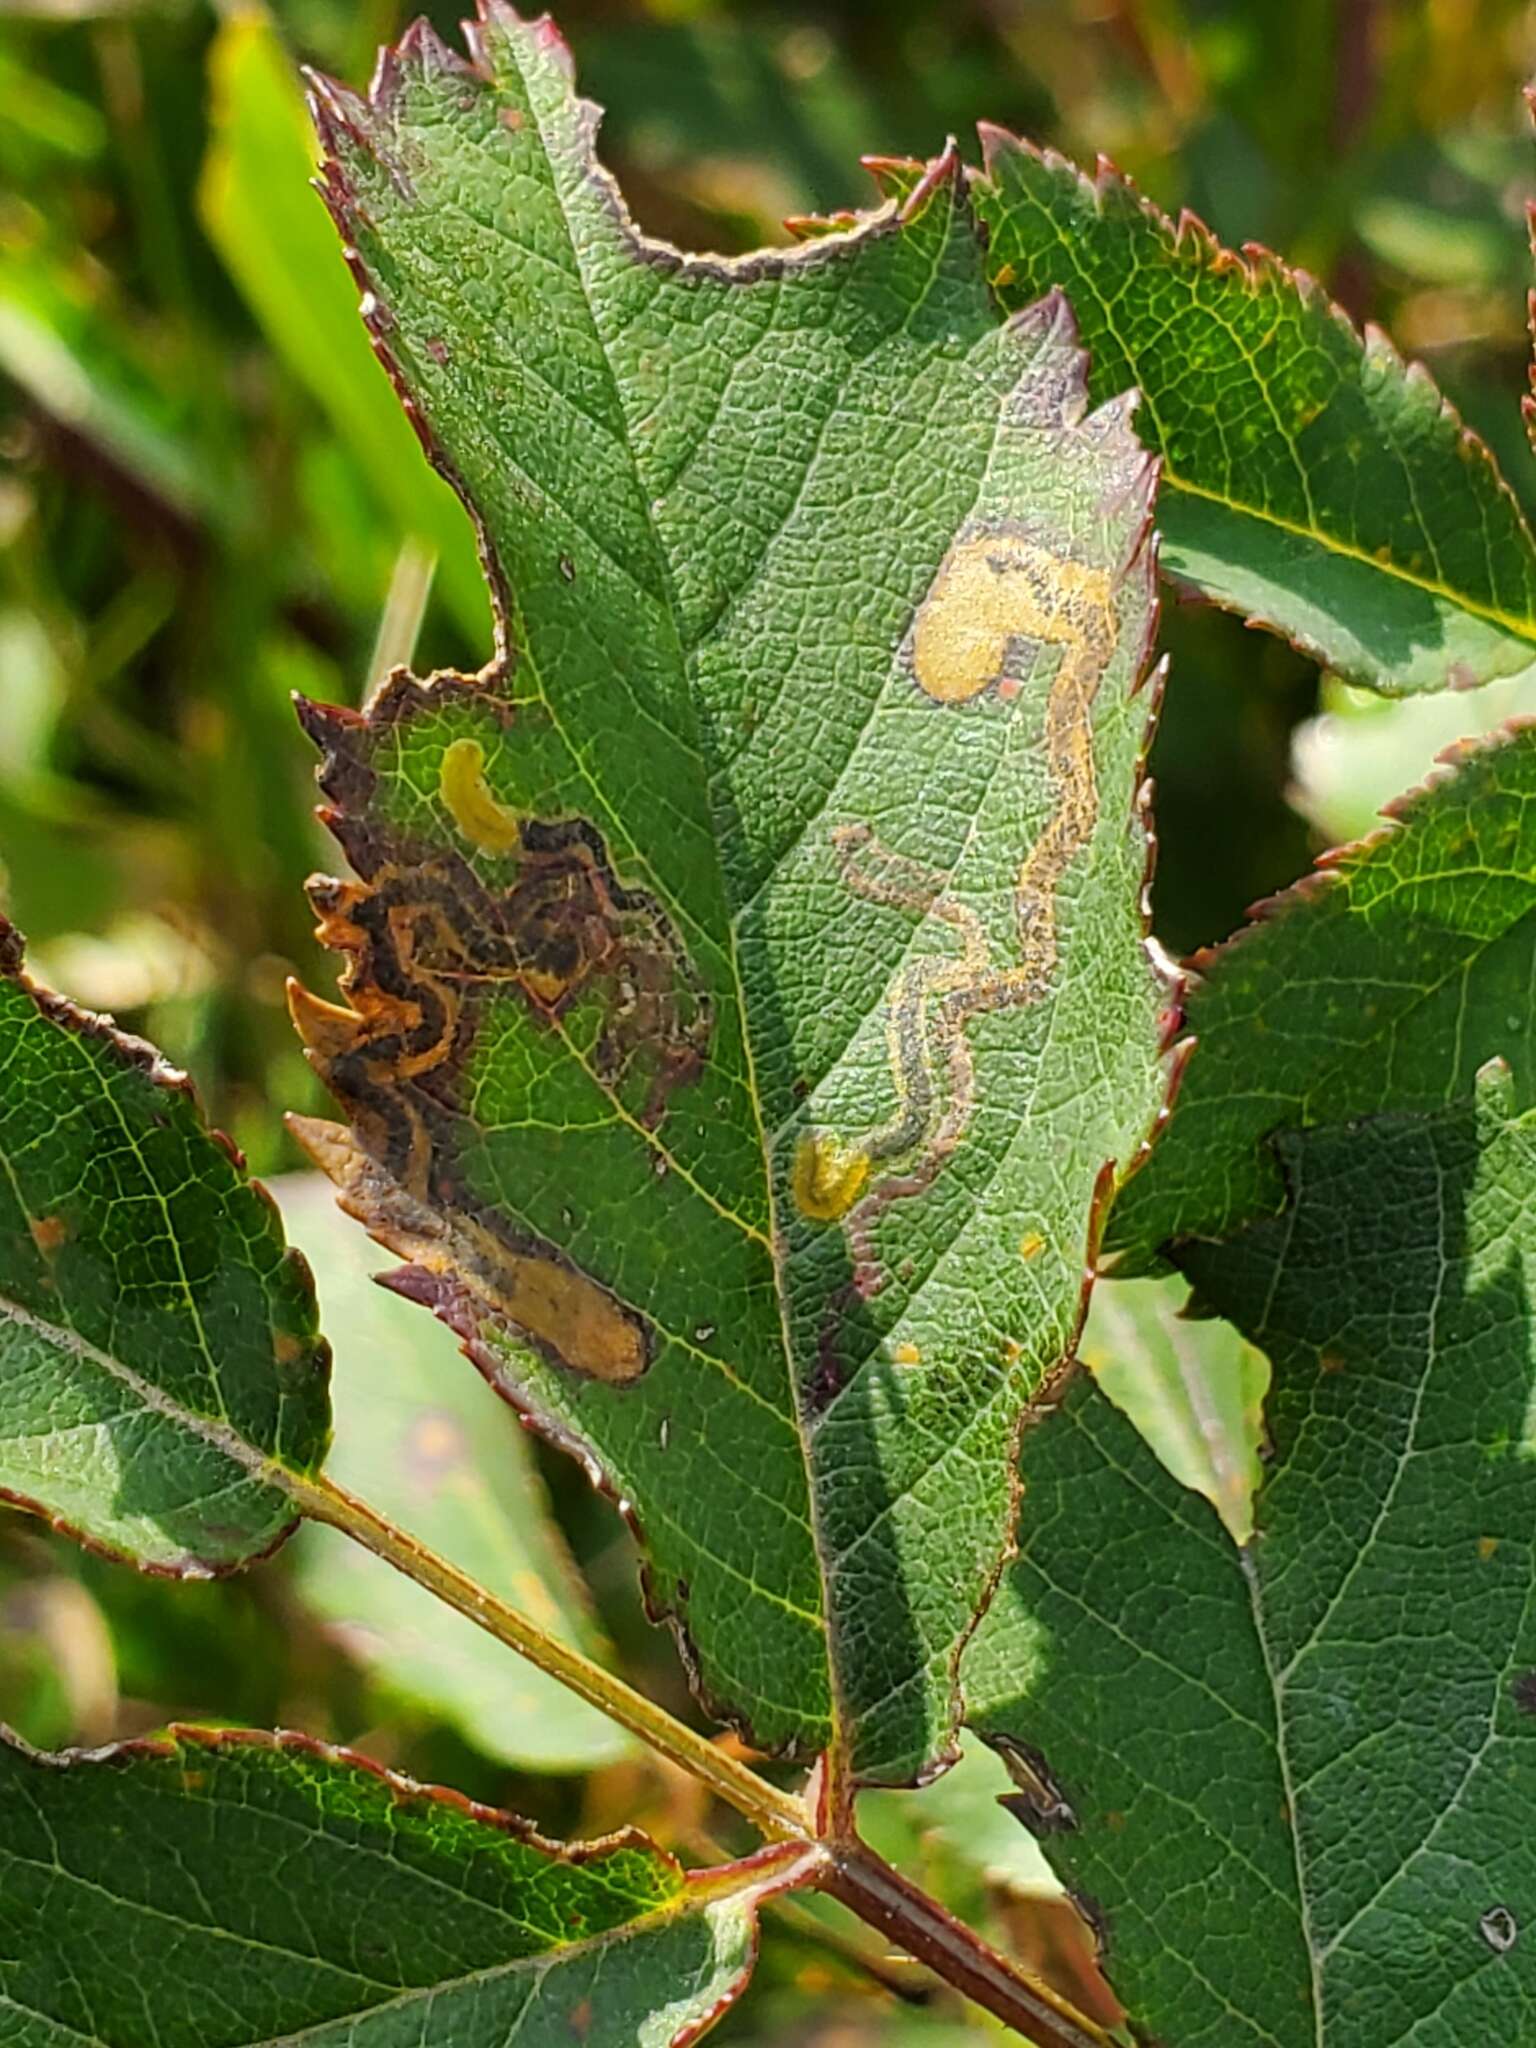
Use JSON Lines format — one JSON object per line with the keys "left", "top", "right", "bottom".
{"left": 296, "top": 9, "right": 1175, "bottom": 1782}
{"left": 1110, "top": 716, "right": 1536, "bottom": 1266}
{"left": 972, "top": 133, "right": 1536, "bottom": 695}
{"left": 0, "top": 923, "right": 330, "bottom": 1573}
{"left": 0, "top": 1724, "right": 790, "bottom": 2046}
{"left": 965, "top": 1070, "right": 1536, "bottom": 2044}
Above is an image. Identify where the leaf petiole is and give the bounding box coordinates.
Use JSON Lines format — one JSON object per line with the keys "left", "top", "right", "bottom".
{"left": 289, "top": 1465, "right": 812, "bottom": 1843}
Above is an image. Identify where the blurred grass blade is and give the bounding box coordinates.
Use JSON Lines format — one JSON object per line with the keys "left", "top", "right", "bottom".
{"left": 277, "top": 1174, "right": 631, "bottom": 1772}
{"left": 198, "top": 10, "right": 488, "bottom": 644}
{"left": 0, "top": 286, "right": 222, "bottom": 530}
{"left": 366, "top": 536, "right": 437, "bottom": 693}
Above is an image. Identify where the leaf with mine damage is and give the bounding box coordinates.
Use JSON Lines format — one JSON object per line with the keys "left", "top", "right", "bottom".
{"left": 969, "top": 135, "right": 1536, "bottom": 696}
{"left": 1108, "top": 717, "right": 1536, "bottom": 1268}
{"left": 0, "top": 919, "right": 330, "bottom": 1574}
{"left": 0, "top": 1724, "right": 800, "bottom": 2045}
{"left": 290, "top": 5, "right": 1175, "bottom": 1784}
{"left": 965, "top": 1066, "right": 1536, "bottom": 2045}
{"left": 277, "top": 1173, "right": 629, "bottom": 1772}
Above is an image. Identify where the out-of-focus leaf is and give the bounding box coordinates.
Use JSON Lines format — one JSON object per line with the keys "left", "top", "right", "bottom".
{"left": 0, "top": 1724, "right": 798, "bottom": 2045}
{"left": 0, "top": 46, "right": 105, "bottom": 168}
{"left": 1080, "top": 1270, "right": 1268, "bottom": 1545}
{"left": 966, "top": 1068, "right": 1536, "bottom": 2044}
{"left": 0, "top": 921, "right": 331, "bottom": 1572}
{"left": 1292, "top": 667, "right": 1536, "bottom": 847}
{"left": 971, "top": 135, "right": 1536, "bottom": 696}
{"left": 197, "top": 10, "right": 487, "bottom": 644}
{"left": 277, "top": 1173, "right": 629, "bottom": 1772}
{"left": 859, "top": 1734, "right": 1059, "bottom": 1906}
{"left": 291, "top": 8, "right": 1173, "bottom": 1783}
{"left": 1110, "top": 719, "right": 1536, "bottom": 1264}
{"left": 1356, "top": 195, "right": 1513, "bottom": 291}
{"left": 578, "top": 17, "right": 878, "bottom": 226}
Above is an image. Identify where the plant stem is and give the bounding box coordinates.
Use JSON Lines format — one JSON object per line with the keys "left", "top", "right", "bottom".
{"left": 292, "top": 1472, "right": 1108, "bottom": 2046}
{"left": 821, "top": 1838, "right": 1111, "bottom": 2048}
{"left": 291, "top": 1467, "right": 809, "bottom": 1844}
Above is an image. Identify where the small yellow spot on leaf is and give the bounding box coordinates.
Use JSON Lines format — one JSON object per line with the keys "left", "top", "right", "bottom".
{"left": 791, "top": 1131, "right": 870, "bottom": 1221}
{"left": 1019, "top": 1230, "right": 1045, "bottom": 1261}
{"left": 991, "top": 261, "right": 1017, "bottom": 289}
{"left": 439, "top": 736, "right": 523, "bottom": 854}
{"left": 273, "top": 1330, "right": 306, "bottom": 1367}
{"left": 892, "top": 1341, "right": 922, "bottom": 1366}
{"left": 1479, "top": 1536, "right": 1501, "bottom": 1562}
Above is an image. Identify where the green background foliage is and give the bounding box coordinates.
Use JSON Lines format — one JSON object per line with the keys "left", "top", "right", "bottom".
{"left": 3, "top": 0, "right": 1535, "bottom": 2038}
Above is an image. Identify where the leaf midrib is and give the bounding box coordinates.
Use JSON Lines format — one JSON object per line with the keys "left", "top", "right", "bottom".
{"left": 456, "top": 45, "right": 839, "bottom": 1744}
{"left": 1163, "top": 470, "right": 1536, "bottom": 653}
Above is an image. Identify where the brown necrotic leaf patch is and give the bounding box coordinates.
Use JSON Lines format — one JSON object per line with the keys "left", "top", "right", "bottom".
{"left": 289, "top": 682, "right": 712, "bottom": 1386}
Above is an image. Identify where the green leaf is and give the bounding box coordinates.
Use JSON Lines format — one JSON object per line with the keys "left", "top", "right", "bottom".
{"left": 277, "top": 1173, "right": 630, "bottom": 1771}
{"left": 859, "top": 1732, "right": 1060, "bottom": 1907}
{"left": 0, "top": 1723, "right": 794, "bottom": 2045}
{"left": 1293, "top": 669, "right": 1536, "bottom": 848}
{"left": 0, "top": 920, "right": 330, "bottom": 1573}
{"left": 971, "top": 134, "right": 1536, "bottom": 695}
{"left": 965, "top": 1067, "right": 1536, "bottom": 2045}
{"left": 1110, "top": 717, "right": 1536, "bottom": 1266}
{"left": 1079, "top": 1270, "right": 1268, "bottom": 1546}
{"left": 198, "top": 12, "right": 488, "bottom": 644}
{"left": 291, "top": 8, "right": 1173, "bottom": 1783}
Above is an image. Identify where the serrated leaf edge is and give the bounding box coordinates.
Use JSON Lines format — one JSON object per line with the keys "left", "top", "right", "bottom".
{"left": 0, "top": 917, "right": 332, "bottom": 1577}
{"left": 299, "top": 3, "right": 1189, "bottom": 1786}
{"left": 974, "top": 124, "right": 1536, "bottom": 682}
{"left": 1, "top": 1720, "right": 812, "bottom": 2048}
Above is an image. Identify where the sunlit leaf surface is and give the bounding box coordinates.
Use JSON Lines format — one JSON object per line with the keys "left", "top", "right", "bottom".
{"left": 0, "top": 1725, "right": 784, "bottom": 2046}
{"left": 292, "top": 5, "right": 1173, "bottom": 1782}
{"left": 0, "top": 921, "right": 330, "bottom": 1573}
{"left": 1110, "top": 718, "right": 1536, "bottom": 1266}
{"left": 972, "top": 138, "right": 1536, "bottom": 696}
